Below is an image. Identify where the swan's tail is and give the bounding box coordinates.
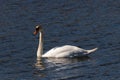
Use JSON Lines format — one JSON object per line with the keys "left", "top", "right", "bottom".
{"left": 85, "top": 48, "right": 98, "bottom": 54}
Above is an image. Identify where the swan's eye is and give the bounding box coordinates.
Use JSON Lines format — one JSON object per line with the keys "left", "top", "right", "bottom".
{"left": 35, "top": 25, "right": 43, "bottom": 33}
{"left": 36, "top": 27, "right": 39, "bottom": 30}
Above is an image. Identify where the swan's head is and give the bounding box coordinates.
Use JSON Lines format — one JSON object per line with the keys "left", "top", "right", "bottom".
{"left": 34, "top": 25, "right": 42, "bottom": 35}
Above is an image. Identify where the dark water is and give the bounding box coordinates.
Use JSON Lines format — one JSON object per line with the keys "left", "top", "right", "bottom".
{"left": 0, "top": 0, "right": 120, "bottom": 80}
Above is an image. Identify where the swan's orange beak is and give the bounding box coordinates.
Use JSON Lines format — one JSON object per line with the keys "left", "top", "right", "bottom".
{"left": 33, "top": 29, "right": 39, "bottom": 35}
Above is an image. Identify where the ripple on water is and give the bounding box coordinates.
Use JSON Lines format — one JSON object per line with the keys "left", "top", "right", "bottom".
{"left": 0, "top": 0, "right": 120, "bottom": 80}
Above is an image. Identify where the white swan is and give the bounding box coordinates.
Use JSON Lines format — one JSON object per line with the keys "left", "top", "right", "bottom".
{"left": 34, "top": 25, "right": 98, "bottom": 60}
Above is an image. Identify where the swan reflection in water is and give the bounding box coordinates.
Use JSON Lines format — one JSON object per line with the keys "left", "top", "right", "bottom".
{"left": 35, "top": 58, "right": 45, "bottom": 70}
{"left": 34, "top": 56, "right": 91, "bottom": 77}
{"left": 46, "top": 56, "right": 90, "bottom": 64}
{"left": 35, "top": 56, "right": 91, "bottom": 70}
{"left": 34, "top": 58, "right": 46, "bottom": 77}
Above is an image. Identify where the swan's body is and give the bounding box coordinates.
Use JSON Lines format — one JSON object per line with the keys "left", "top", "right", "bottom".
{"left": 42, "top": 45, "right": 97, "bottom": 58}
{"left": 34, "top": 25, "right": 98, "bottom": 60}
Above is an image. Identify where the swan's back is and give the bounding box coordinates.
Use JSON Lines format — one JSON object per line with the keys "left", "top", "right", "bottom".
{"left": 42, "top": 45, "right": 86, "bottom": 58}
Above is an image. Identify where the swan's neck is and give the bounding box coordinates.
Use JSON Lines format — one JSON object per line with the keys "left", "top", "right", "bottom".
{"left": 37, "top": 31, "right": 43, "bottom": 60}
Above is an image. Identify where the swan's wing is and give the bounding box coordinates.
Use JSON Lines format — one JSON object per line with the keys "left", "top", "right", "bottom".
{"left": 55, "top": 48, "right": 87, "bottom": 58}
{"left": 55, "top": 51, "right": 86, "bottom": 58}
{"left": 42, "top": 46, "right": 63, "bottom": 57}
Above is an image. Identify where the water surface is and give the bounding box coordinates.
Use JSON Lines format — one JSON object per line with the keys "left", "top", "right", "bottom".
{"left": 0, "top": 0, "right": 120, "bottom": 80}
